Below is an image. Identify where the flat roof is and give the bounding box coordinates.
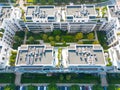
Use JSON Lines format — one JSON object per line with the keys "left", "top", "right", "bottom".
{"left": 108, "top": 5, "right": 120, "bottom": 22}
{"left": 67, "top": 44, "right": 105, "bottom": 66}
{"left": 16, "top": 45, "right": 54, "bottom": 66}
{"left": 66, "top": 5, "right": 96, "bottom": 18}
{"left": 0, "top": 6, "right": 12, "bottom": 26}
{"left": 26, "top": 6, "right": 55, "bottom": 17}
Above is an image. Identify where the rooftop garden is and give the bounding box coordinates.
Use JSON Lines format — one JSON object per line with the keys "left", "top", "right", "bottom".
{"left": 21, "top": 73, "right": 100, "bottom": 84}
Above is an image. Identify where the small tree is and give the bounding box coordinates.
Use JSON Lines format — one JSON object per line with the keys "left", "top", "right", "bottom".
{"left": 28, "top": 36, "right": 35, "bottom": 44}
{"left": 53, "top": 30, "right": 61, "bottom": 36}
{"left": 42, "top": 34, "right": 48, "bottom": 41}
{"left": 66, "top": 75, "right": 71, "bottom": 81}
{"left": 70, "top": 85, "right": 79, "bottom": 90}
{"left": 60, "top": 74, "right": 64, "bottom": 81}
{"left": 87, "top": 33, "right": 94, "bottom": 40}
{"left": 48, "top": 36, "right": 54, "bottom": 41}
{"left": 27, "top": 85, "right": 37, "bottom": 90}
{"left": 4, "top": 84, "right": 15, "bottom": 90}
{"left": 75, "top": 32, "right": 83, "bottom": 40}
{"left": 48, "top": 83, "right": 58, "bottom": 90}
{"left": 92, "top": 84, "right": 103, "bottom": 90}
{"left": 50, "top": 41, "right": 55, "bottom": 46}
{"left": 93, "top": 41, "right": 99, "bottom": 44}
{"left": 55, "top": 35, "right": 60, "bottom": 42}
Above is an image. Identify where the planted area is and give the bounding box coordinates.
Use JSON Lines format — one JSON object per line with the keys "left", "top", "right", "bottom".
{"left": 9, "top": 50, "right": 17, "bottom": 66}
{"left": 26, "top": 0, "right": 108, "bottom": 5}
{"left": 26, "top": 30, "right": 95, "bottom": 46}
{"left": 4, "top": 84, "right": 16, "bottom": 90}
{"left": 97, "top": 31, "right": 109, "bottom": 49}
{"left": 0, "top": 73, "right": 15, "bottom": 83}
{"left": 21, "top": 73, "right": 100, "bottom": 83}
{"left": 107, "top": 73, "right": 120, "bottom": 84}
{"left": 13, "top": 31, "right": 25, "bottom": 49}
{"left": 0, "top": 0, "right": 16, "bottom": 3}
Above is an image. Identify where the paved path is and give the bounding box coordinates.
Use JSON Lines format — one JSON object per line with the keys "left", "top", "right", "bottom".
{"left": 100, "top": 72, "right": 108, "bottom": 87}
{"left": 23, "top": 30, "right": 27, "bottom": 44}
{"left": 15, "top": 73, "right": 22, "bottom": 85}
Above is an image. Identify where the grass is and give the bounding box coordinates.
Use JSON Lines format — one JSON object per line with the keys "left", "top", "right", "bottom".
{"left": 0, "top": 73, "right": 15, "bottom": 83}
{"left": 21, "top": 73, "right": 100, "bottom": 84}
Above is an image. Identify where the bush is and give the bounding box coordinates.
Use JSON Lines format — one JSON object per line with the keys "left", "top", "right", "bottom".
{"left": 4, "top": 84, "right": 15, "bottom": 90}
{"left": 59, "top": 75, "right": 64, "bottom": 81}
{"left": 66, "top": 75, "right": 71, "bottom": 81}
{"left": 70, "top": 85, "right": 79, "bottom": 90}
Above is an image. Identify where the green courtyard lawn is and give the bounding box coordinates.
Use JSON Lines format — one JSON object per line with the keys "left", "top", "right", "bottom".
{"left": 107, "top": 73, "right": 120, "bottom": 84}
{"left": 0, "top": 73, "right": 15, "bottom": 83}
{"left": 21, "top": 73, "right": 100, "bottom": 84}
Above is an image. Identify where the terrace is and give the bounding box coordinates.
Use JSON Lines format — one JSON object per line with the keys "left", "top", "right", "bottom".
{"left": 0, "top": 6, "right": 12, "bottom": 26}
{"left": 16, "top": 45, "right": 54, "bottom": 66}
{"left": 67, "top": 44, "right": 105, "bottom": 66}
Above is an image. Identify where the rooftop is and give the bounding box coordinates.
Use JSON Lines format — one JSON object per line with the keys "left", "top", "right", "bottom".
{"left": 67, "top": 44, "right": 105, "bottom": 66}
{"left": 16, "top": 45, "right": 54, "bottom": 66}
{"left": 26, "top": 6, "right": 56, "bottom": 22}
{"left": 108, "top": 5, "right": 120, "bottom": 22}
{"left": 66, "top": 5, "right": 96, "bottom": 18}
{"left": 0, "top": 6, "right": 12, "bottom": 26}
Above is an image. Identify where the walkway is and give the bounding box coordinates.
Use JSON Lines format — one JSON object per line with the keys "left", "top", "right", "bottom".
{"left": 100, "top": 72, "right": 108, "bottom": 87}
{"left": 15, "top": 73, "right": 22, "bottom": 85}
{"left": 23, "top": 30, "right": 27, "bottom": 44}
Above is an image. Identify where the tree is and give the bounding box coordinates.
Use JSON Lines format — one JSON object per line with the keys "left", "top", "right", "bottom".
{"left": 50, "top": 41, "right": 55, "bottom": 46}
{"left": 28, "top": 36, "right": 35, "bottom": 44}
{"left": 48, "top": 36, "right": 54, "bottom": 41}
{"left": 75, "top": 32, "right": 83, "bottom": 40}
{"left": 55, "top": 35, "right": 60, "bottom": 42}
{"left": 42, "top": 34, "right": 48, "bottom": 41}
{"left": 87, "top": 33, "right": 94, "bottom": 40}
{"left": 48, "top": 83, "right": 58, "bottom": 90}
{"left": 40, "top": 0, "right": 46, "bottom": 4}
{"left": 14, "top": 36, "right": 22, "bottom": 43}
{"left": 92, "top": 85, "right": 103, "bottom": 90}
{"left": 93, "top": 41, "right": 99, "bottom": 44}
{"left": 70, "top": 85, "right": 79, "bottom": 90}
{"left": 66, "top": 75, "right": 71, "bottom": 81}
{"left": 59, "top": 74, "right": 64, "bottom": 81}
{"left": 27, "top": 85, "right": 37, "bottom": 90}
{"left": 107, "top": 84, "right": 116, "bottom": 90}
{"left": 4, "top": 84, "right": 15, "bottom": 90}
{"left": 48, "top": 0, "right": 54, "bottom": 4}
{"left": 53, "top": 30, "right": 61, "bottom": 36}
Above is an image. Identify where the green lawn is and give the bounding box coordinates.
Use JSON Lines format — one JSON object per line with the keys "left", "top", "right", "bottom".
{"left": 0, "top": 73, "right": 15, "bottom": 83}
{"left": 21, "top": 73, "right": 100, "bottom": 84}
{"left": 107, "top": 73, "right": 120, "bottom": 84}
